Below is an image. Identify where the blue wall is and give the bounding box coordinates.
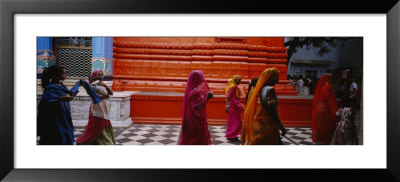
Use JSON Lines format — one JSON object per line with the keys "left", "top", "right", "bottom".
{"left": 92, "top": 37, "right": 113, "bottom": 76}
{"left": 37, "top": 37, "right": 54, "bottom": 76}
{"left": 37, "top": 37, "right": 52, "bottom": 51}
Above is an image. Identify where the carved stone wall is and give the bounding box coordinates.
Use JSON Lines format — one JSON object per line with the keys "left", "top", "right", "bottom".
{"left": 112, "top": 37, "right": 297, "bottom": 96}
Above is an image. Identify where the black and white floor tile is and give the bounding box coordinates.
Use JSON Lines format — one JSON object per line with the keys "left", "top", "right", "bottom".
{"left": 70, "top": 124, "right": 313, "bottom": 145}
{"left": 282, "top": 127, "right": 313, "bottom": 145}
{"left": 39, "top": 110, "right": 362, "bottom": 145}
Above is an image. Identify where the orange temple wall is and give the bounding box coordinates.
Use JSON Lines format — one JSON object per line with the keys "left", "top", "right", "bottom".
{"left": 112, "top": 37, "right": 312, "bottom": 126}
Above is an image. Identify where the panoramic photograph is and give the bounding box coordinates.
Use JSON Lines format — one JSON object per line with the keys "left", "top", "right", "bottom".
{"left": 36, "top": 37, "right": 363, "bottom": 145}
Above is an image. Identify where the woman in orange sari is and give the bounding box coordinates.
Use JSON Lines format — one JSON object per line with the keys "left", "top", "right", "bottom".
{"left": 241, "top": 68, "right": 286, "bottom": 145}
{"left": 312, "top": 73, "right": 338, "bottom": 144}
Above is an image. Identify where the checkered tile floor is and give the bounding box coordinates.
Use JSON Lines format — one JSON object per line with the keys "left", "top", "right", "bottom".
{"left": 71, "top": 124, "right": 313, "bottom": 145}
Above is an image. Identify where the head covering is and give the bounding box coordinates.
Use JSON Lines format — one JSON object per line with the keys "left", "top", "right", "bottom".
{"left": 312, "top": 73, "right": 338, "bottom": 143}
{"left": 246, "top": 78, "right": 259, "bottom": 103}
{"left": 179, "top": 70, "right": 212, "bottom": 145}
{"left": 89, "top": 70, "right": 102, "bottom": 83}
{"left": 241, "top": 68, "right": 279, "bottom": 143}
{"left": 225, "top": 75, "right": 240, "bottom": 96}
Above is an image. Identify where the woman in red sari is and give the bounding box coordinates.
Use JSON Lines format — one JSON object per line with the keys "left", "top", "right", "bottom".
{"left": 312, "top": 73, "right": 338, "bottom": 144}
{"left": 179, "top": 70, "right": 214, "bottom": 145}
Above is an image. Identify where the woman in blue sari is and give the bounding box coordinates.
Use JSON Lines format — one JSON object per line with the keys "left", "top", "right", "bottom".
{"left": 37, "top": 65, "right": 76, "bottom": 145}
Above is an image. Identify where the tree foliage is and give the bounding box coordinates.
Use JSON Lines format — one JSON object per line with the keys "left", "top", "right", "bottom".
{"left": 284, "top": 37, "right": 354, "bottom": 61}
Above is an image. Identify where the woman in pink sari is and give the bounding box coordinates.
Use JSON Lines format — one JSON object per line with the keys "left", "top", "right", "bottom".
{"left": 179, "top": 70, "right": 214, "bottom": 145}
{"left": 225, "top": 75, "right": 244, "bottom": 141}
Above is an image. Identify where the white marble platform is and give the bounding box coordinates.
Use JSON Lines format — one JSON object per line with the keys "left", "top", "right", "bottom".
{"left": 37, "top": 79, "right": 135, "bottom": 128}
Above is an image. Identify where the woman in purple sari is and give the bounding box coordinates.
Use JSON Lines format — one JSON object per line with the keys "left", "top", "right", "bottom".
{"left": 179, "top": 70, "right": 214, "bottom": 145}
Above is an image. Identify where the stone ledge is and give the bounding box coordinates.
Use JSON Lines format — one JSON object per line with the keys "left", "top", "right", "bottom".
{"left": 37, "top": 89, "right": 135, "bottom": 129}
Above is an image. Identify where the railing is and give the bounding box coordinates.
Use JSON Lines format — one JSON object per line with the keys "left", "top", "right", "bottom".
{"left": 55, "top": 37, "right": 92, "bottom": 47}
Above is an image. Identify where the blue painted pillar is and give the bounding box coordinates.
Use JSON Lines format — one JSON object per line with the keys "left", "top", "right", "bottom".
{"left": 37, "top": 37, "right": 56, "bottom": 74}
{"left": 92, "top": 37, "right": 113, "bottom": 80}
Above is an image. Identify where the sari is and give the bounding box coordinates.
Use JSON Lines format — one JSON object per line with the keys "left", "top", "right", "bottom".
{"left": 312, "top": 74, "right": 338, "bottom": 144}
{"left": 76, "top": 71, "right": 115, "bottom": 145}
{"left": 37, "top": 83, "right": 78, "bottom": 145}
{"left": 179, "top": 70, "right": 212, "bottom": 145}
{"left": 37, "top": 79, "right": 104, "bottom": 145}
{"left": 225, "top": 75, "right": 240, "bottom": 97}
{"left": 241, "top": 68, "right": 281, "bottom": 145}
{"left": 225, "top": 75, "right": 244, "bottom": 139}
{"left": 331, "top": 107, "right": 358, "bottom": 145}
{"left": 246, "top": 78, "right": 258, "bottom": 103}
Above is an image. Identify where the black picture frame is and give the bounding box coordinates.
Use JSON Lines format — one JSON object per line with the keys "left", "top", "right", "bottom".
{"left": 1, "top": 0, "right": 399, "bottom": 181}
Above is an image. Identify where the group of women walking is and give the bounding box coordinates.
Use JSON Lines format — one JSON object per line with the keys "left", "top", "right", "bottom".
{"left": 178, "top": 68, "right": 287, "bottom": 145}
{"left": 178, "top": 69, "right": 358, "bottom": 145}
{"left": 37, "top": 65, "right": 357, "bottom": 145}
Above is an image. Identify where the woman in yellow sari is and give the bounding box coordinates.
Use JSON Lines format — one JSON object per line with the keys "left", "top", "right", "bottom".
{"left": 241, "top": 68, "right": 287, "bottom": 145}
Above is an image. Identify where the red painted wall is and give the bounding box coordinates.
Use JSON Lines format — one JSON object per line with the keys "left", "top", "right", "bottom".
{"left": 131, "top": 94, "right": 312, "bottom": 127}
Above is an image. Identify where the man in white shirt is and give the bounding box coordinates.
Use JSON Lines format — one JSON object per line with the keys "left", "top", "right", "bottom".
{"left": 297, "top": 75, "right": 304, "bottom": 94}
